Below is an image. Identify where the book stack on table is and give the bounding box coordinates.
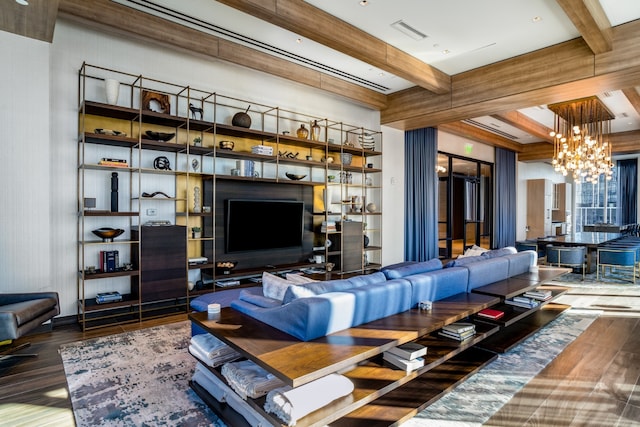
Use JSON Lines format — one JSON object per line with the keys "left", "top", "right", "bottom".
{"left": 383, "top": 342, "right": 427, "bottom": 373}
{"left": 505, "top": 295, "right": 540, "bottom": 309}
{"left": 438, "top": 322, "right": 476, "bottom": 341}
{"left": 95, "top": 291, "right": 122, "bottom": 304}
{"left": 522, "top": 289, "right": 553, "bottom": 301}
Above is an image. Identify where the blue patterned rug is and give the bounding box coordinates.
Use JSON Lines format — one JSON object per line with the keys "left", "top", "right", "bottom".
{"left": 60, "top": 312, "right": 598, "bottom": 427}
{"left": 59, "top": 322, "right": 224, "bottom": 427}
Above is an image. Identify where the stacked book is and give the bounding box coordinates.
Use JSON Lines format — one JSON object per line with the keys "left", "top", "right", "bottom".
{"left": 438, "top": 322, "right": 476, "bottom": 341}
{"left": 251, "top": 145, "right": 273, "bottom": 156}
{"left": 505, "top": 295, "right": 540, "bottom": 309}
{"left": 99, "top": 250, "right": 119, "bottom": 272}
{"left": 383, "top": 342, "right": 427, "bottom": 373}
{"left": 320, "top": 220, "right": 337, "bottom": 233}
{"left": 95, "top": 291, "right": 123, "bottom": 304}
{"left": 477, "top": 308, "right": 505, "bottom": 320}
{"left": 99, "top": 158, "right": 128, "bottom": 167}
{"left": 523, "top": 289, "right": 553, "bottom": 301}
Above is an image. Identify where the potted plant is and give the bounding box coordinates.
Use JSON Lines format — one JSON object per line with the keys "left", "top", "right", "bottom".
{"left": 193, "top": 136, "right": 202, "bottom": 147}
{"left": 191, "top": 226, "right": 201, "bottom": 239}
{"left": 328, "top": 175, "right": 335, "bottom": 182}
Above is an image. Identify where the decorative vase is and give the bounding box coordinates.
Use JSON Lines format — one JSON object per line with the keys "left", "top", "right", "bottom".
{"left": 341, "top": 153, "right": 353, "bottom": 166}
{"left": 232, "top": 105, "right": 252, "bottom": 128}
{"left": 104, "top": 78, "right": 120, "bottom": 105}
{"left": 193, "top": 187, "right": 201, "bottom": 213}
{"left": 366, "top": 202, "right": 377, "bottom": 213}
{"left": 296, "top": 124, "right": 309, "bottom": 139}
{"left": 311, "top": 120, "right": 321, "bottom": 141}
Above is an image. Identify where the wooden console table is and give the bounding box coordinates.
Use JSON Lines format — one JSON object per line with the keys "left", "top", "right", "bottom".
{"left": 189, "top": 267, "right": 571, "bottom": 426}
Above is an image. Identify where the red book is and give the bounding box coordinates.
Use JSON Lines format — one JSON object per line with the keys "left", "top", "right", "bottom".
{"left": 477, "top": 308, "right": 505, "bottom": 320}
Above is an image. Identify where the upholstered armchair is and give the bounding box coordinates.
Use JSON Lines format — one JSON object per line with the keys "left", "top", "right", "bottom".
{"left": 0, "top": 292, "right": 60, "bottom": 357}
{"left": 546, "top": 245, "right": 587, "bottom": 280}
{"left": 597, "top": 248, "right": 637, "bottom": 284}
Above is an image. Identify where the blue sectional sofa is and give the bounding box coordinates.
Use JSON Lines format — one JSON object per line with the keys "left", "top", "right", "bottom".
{"left": 193, "top": 248, "right": 536, "bottom": 341}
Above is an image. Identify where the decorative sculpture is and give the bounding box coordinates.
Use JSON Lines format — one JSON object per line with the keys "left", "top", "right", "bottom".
{"left": 189, "top": 103, "right": 203, "bottom": 120}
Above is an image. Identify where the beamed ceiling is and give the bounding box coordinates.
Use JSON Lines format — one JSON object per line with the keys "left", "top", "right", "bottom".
{"left": 3, "top": 0, "right": 640, "bottom": 162}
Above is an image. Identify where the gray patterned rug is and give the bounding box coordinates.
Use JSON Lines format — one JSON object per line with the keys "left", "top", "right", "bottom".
{"left": 60, "top": 311, "right": 598, "bottom": 427}
{"left": 59, "top": 322, "right": 224, "bottom": 427}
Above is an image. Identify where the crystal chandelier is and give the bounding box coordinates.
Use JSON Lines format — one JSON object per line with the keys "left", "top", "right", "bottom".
{"left": 549, "top": 96, "right": 614, "bottom": 184}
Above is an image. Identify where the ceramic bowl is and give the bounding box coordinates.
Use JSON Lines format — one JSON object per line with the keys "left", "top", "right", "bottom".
{"left": 286, "top": 173, "right": 306, "bottom": 181}
{"left": 92, "top": 227, "right": 125, "bottom": 241}
{"left": 145, "top": 131, "right": 176, "bottom": 142}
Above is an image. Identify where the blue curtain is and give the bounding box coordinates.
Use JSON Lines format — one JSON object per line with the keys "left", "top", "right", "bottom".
{"left": 404, "top": 128, "right": 438, "bottom": 261}
{"left": 494, "top": 147, "right": 516, "bottom": 247}
{"left": 617, "top": 158, "right": 637, "bottom": 225}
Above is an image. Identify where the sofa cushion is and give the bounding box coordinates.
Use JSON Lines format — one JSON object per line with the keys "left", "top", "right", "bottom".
{"left": 445, "top": 255, "right": 486, "bottom": 268}
{"left": 345, "top": 272, "right": 387, "bottom": 287}
{"left": 282, "top": 278, "right": 359, "bottom": 305}
{"left": 504, "top": 251, "right": 537, "bottom": 276}
{"left": 285, "top": 273, "right": 317, "bottom": 284}
{"left": 463, "top": 257, "right": 510, "bottom": 291}
{"left": 381, "top": 259, "right": 442, "bottom": 279}
{"left": 458, "top": 245, "right": 488, "bottom": 257}
{"left": 262, "top": 272, "right": 297, "bottom": 301}
{"left": 402, "top": 267, "right": 469, "bottom": 303}
{"left": 238, "top": 290, "right": 283, "bottom": 308}
{"left": 481, "top": 246, "right": 517, "bottom": 259}
{"left": 341, "top": 279, "right": 413, "bottom": 326}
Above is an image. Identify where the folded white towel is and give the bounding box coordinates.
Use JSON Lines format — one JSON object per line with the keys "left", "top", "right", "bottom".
{"left": 189, "top": 344, "right": 240, "bottom": 368}
{"left": 264, "top": 373, "right": 354, "bottom": 426}
{"left": 191, "top": 333, "right": 233, "bottom": 359}
{"left": 221, "top": 359, "right": 286, "bottom": 400}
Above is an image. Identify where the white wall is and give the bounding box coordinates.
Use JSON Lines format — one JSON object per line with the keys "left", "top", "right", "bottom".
{"left": 1, "top": 19, "right": 400, "bottom": 317}
{"left": 380, "top": 126, "right": 405, "bottom": 266}
{"left": 0, "top": 32, "right": 52, "bottom": 294}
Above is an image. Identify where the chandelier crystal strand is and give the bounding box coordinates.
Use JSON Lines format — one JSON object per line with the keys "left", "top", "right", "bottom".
{"left": 549, "top": 96, "right": 614, "bottom": 185}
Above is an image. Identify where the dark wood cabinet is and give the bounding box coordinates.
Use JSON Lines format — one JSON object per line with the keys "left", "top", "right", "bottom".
{"left": 132, "top": 226, "right": 187, "bottom": 302}
{"left": 341, "top": 221, "right": 363, "bottom": 272}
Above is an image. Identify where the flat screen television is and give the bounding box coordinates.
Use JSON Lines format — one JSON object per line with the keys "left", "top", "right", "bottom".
{"left": 225, "top": 199, "right": 305, "bottom": 253}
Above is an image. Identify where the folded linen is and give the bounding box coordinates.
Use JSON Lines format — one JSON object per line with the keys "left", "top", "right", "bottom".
{"left": 189, "top": 344, "right": 240, "bottom": 368}
{"left": 264, "top": 373, "right": 354, "bottom": 426}
{"left": 221, "top": 359, "right": 286, "bottom": 400}
{"left": 191, "top": 333, "right": 235, "bottom": 359}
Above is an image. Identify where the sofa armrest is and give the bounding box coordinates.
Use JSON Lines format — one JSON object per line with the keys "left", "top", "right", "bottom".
{"left": 0, "top": 292, "right": 59, "bottom": 306}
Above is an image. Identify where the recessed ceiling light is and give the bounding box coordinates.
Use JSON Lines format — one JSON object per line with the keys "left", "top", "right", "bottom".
{"left": 442, "top": 49, "right": 451, "bottom": 55}
{"left": 296, "top": 38, "right": 302, "bottom": 44}
{"left": 532, "top": 16, "right": 542, "bottom": 23}
{"left": 15, "top": 0, "right": 29, "bottom": 5}
{"left": 360, "top": 0, "right": 368, "bottom": 6}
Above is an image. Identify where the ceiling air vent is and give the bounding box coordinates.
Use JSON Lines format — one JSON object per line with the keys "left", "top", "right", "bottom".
{"left": 463, "top": 119, "right": 520, "bottom": 140}
{"left": 391, "top": 20, "right": 428, "bottom": 40}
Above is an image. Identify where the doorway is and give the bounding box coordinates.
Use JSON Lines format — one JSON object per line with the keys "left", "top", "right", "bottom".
{"left": 438, "top": 153, "right": 493, "bottom": 259}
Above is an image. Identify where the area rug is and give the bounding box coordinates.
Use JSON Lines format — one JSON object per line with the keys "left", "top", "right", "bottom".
{"left": 402, "top": 309, "right": 599, "bottom": 427}
{"left": 60, "top": 310, "right": 599, "bottom": 427}
{"left": 59, "top": 321, "right": 225, "bottom": 427}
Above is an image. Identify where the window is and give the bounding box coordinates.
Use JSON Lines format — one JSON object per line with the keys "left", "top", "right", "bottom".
{"left": 574, "top": 168, "right": 618, "bottom": 231}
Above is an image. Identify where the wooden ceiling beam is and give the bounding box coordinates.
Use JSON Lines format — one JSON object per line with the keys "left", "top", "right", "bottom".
{"left": 438, "top": 122, "right": 524, "bottom": 153}
{"left": 555, "top": 0, "right": 613, "bottom": 54}
{"left": 491, "top": 111, "right": 554, "bottom": 143}
{"left": 382, "top": 19, "right": 640, "bottom": 130}
{"left": 214, "top": 0, "right": 451, "bottom": 94}
{"left": 57, "top": 0, "right": 386, "bottom": 110}
{"left": 622, "top": 87, "right": 640, "bottom": 115}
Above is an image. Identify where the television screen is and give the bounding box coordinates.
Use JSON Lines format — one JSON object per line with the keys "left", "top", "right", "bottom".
{"left": 225, "top": 199, "right": 305, "bottom": 252}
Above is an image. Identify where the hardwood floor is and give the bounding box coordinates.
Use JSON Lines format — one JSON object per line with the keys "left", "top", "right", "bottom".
{"left": 485, "top": 314, "right": 640, "bottom": 427}
{"left": 1, "top": 309, "right": 638, "bottom": 426}
{"left": 0, "top": 313, "right": 187, "bottom": 427}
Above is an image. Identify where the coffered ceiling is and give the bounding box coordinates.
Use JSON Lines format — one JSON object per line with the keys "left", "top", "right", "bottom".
{"left": 4, "top": 0, "right": 640, "bottom": 161}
